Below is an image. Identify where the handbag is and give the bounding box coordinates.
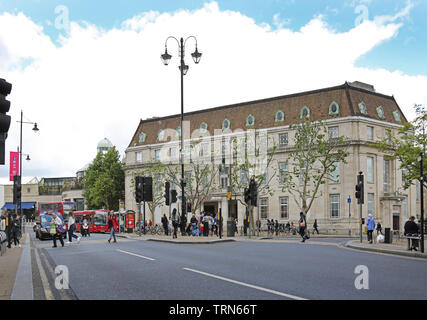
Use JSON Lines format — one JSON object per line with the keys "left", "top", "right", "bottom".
{"left": 57, "top": 225, "right": 65, "bottom": 233}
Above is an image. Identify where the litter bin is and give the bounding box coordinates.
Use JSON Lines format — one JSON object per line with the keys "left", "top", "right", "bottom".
{"left": 227, "top": 220, "right": 235, "bottom": 237}
{"left": 384, "top": 228, "right": 393, "bottom": 244}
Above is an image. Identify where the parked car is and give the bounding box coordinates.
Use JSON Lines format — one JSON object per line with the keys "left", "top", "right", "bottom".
{"left": 34, "top": 213, "right": 67, "bottom": 240}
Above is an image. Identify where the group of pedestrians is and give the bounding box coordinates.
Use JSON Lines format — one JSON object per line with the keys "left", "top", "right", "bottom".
{"left": 0, "top": 212, "right": 22, "bottom": 248}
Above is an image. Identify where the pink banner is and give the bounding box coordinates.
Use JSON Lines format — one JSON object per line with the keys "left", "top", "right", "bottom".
{"left": 10, "top": 152, "right": 19, "bottom": 181}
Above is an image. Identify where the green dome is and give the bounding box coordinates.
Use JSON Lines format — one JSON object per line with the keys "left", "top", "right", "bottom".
{"left": 97, "top": 138, "right": 113, "bottom": 153}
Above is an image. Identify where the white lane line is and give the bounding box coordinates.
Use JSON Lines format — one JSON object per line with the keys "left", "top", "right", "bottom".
{"left": 116, "top": 249, "right": 155, "bottom": 261}
{"left": 183, "top": 268, "right": 308, "bottom": 300}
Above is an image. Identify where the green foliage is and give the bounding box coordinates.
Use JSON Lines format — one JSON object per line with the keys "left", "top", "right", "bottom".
{"left": 373, "top": 104, "right": 427, "bottom": 189}
{"left": 82, "top": 147, "right": 124, "bottom": 210}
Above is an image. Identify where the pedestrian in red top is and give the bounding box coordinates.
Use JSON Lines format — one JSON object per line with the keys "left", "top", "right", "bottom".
{"left": 107, "top": 211, "right": 118, "bottom": 243}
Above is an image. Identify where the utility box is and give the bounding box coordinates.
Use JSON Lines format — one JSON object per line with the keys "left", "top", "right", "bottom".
{"left": 384, "top": 228, "right": 393, "bottom": 244}
{"left": 227, "top": 220, "right": 235, "bottom": 237}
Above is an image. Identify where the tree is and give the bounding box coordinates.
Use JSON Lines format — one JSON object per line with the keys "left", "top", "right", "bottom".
{"left": 82, "top": 147, "right": 124, "bottom": 211}
{"left": 280, "top": 120, "right": 350, "bottom": 218}
{"left": 373, "top": 104, "right": 427, "bottom": 189}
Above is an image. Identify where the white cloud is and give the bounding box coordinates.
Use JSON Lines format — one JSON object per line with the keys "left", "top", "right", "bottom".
{"left": 0, "top": 1, "right": 426, "bottom": 184}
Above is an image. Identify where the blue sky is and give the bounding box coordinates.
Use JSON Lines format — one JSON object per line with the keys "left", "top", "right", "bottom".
{"left": 1, "top": 0, "right": 426, "bottom": 75}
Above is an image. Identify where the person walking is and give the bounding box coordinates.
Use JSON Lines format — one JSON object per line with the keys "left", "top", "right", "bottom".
{"left": 171, "top": 208, "right": 180, "bottom": 239}
{"left": 404, "top": 216, "right": 420, "bottom": 251}
{"left": 275, "top": 220, "right": 279, "bottom": 237}
{"left": 366, "top": 214, "right": 376, "bottom": 244}
{"left": 313, "top": 219, "right": 319, "bottom": 235}
{"left": 161, "top": 214, "right": 169, "bottom": 236}
{"left": 298, "top": 212, "right": 307, "bottom": 242}
{"left": 51, "top": 213, "right": 65, "bottom": 248}
{"left": 376, "top": 221, "right": 383, "bottom": 235}
{"left": 67, "top": 212, "right": 80, "bottom": 244}
{"left": 8, "top": 214, "right": 21, "bottom": 248}
{"left": 107, "top": 211, "right": 119, "bottom": 243}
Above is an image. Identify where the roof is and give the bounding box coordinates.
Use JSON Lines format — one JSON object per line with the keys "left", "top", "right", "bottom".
{"left": 128, "top": 82, "right": 407, "bottom": 148}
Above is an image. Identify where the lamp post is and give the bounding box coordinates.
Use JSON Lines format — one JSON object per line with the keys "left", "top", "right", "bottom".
{"left": 418, "top": 152, "right": 425, "bottom": 253}
{"left": 161, "top": 36, "right": 202, "bottom": 228}
{"left": 17, "top": 110, "right": 39, "bottom": 217}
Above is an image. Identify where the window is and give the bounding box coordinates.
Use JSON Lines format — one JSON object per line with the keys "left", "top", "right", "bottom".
{"left": 220, "top": 176, "right": 228, "bottom": 189}
{"left": 300, "top": 106, "right": 310, "bottom": 119}
{"left": 246, "top": 114, "right": 255, "bottom": 127}
{"left": 275, "top": 110, "right": 284, "bottom": 122}
{"left": 155, "top": 149, "right": 160, "bottom": 161}
{"left": 329, "top": 162, "right": 339, "bottom": 183}
{"left": 138, "top": 132, "right": 146, "bottom": 143}
{"left": 200, "top": 122, "right": 208, "bottom": 134}
{"left": 329, "top": 101, "right": 339, "bottom": 115}
{"left": 279, "top": 162, "right": 288, "bottom": 184}
{"left": 169, "top": 147, "right": 177, "bottom": 160}
{"left": 330, "top": 194, "right": 340, "bottom": 218}
{"left": 136, "top": 151, "right": 142, "bottom": 163}
{"left": 376, "top": 106, "right": 385, "bottom": 119}
{"left": 358, "top": 102, "right": 368, "bottom": 115}
{"left": 176, "top": 126, "right": 181, "bottom": 138}
{"left": 279, "top": 133, "right": 288, "bottom": 147}
{"left": 94, "top": 211, "right": 107, "bottom": 226}
{"left": 384, "top": 159, "right": 390, "bottom": 193}
{"left": 200, "top": 143, "right": 209, "bottom": 157}
{"left": 328, "top": 126, "right": 339, "bottom": 139}
{"left": 157, "top": 130, "right": 165, "bottom": 141}
{"left": 368, "top": 193, "right": 374, "bottom": 216}
{"left": 240, "top": 170, "right": 248, "bottom": 185}
{"left": 393, "top": 110, "right": 401, "bottom": 122}
{"left": 222, "top": 119, "right": 230, "bottom": 131}
{"left": 367, "top": 157, "right": 374, "bottom": 183}
{"left": 279, "top": 197, "right": 289, "bottom": 219}
{"left": 260, "top": 197, "right": 268, "bottom": 219}
{"left": 403, "top": 198, "right": 407, "bottom": 218}
{"left": 367, "top": 126, "right": 374, "bottom": 141}
{"left": 402, "top": 167, "right": 407, "bottom": 185}
{"left": 27, "top": 188, "right": 31, "bottom": 193}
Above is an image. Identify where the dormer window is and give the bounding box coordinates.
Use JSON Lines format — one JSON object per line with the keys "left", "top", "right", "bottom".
{"left": 393, "top": 110, "right": 401, "bottom": 122}
{"left": 358, "top": 102, "right": 368, "bottom": 115}
{"left": 275, "top": 110, "right": 285, "bottom": 122}
{"left": 246, "top": 114, "right": 255, "bottom": 127}
{"left": 222, "top": 119, "right": 231, "bottom": 131}
{"left": 329, "top": 101, "right": 339, "bottom": 115}
{"left": 300, "top": 106, "right": 310, "bottom": 119}
{"left": 200, "top": 122, "right": 208, "bottom": 134}
{"left": 138, "top": 132, "right": 146, "bottom": 143}
{"left": 376, "top": 106, "right": 385, "bottom": 119}
{"left": 157, "top": 129, "right": 165, "bottom": 141}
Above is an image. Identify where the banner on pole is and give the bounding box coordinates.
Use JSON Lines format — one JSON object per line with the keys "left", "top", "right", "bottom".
{"left": 9, "top": 151, "right": 19, "bottom": 181}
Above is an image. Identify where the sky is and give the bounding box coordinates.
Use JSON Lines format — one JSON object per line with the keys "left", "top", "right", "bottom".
{"left": 0, "top": 0, "right": 426, "bottom": 184}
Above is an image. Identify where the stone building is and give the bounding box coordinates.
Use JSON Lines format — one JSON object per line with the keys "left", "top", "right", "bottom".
{"left": 124, "top": 81, "right": 418, "bottom": 234}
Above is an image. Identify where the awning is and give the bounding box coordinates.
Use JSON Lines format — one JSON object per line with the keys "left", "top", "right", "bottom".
{"left": 1, "top": 202, "right": 36, "bottom": 210}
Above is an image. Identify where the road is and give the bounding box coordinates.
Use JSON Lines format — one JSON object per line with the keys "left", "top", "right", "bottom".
{"left": 29, "top": 231, "right": 427, "bottom": 300}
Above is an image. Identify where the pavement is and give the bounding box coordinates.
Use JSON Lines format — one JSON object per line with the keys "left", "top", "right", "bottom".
{"left": 1, "top": 226, "right": 426, "bottom": 300}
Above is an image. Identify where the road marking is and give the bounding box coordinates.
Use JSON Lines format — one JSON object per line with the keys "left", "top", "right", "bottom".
{"left": 116, "top": 249, "right": 155, "bottom": 261}
{"left": 183, "top": 267, "right": 308, "bottom": 300}
{"left": 34, "top": 247, "right": 54, "bottom": 300}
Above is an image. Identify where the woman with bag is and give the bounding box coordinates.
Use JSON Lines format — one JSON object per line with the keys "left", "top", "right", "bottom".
{"left": 51, "top": 212, "right": 65, "bottom": 248}
{"left": 107, "top": 211, "right": 119, "bottom": 243}
{"left": 67, "top": 212, "right": 80, "bottom": 244}
{"left": 298, "top": 212, "right": 308, "bottom": 242}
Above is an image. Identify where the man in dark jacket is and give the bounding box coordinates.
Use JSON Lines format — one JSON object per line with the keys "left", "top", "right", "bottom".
{"left": 404, "top": 216, "right": 420, "bottom": 251}
{"left": 161, "top": 214, "right": 169, "bottom": 236}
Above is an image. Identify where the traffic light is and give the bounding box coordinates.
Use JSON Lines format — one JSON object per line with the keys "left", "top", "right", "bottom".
{"left": 164, "top": 181, "right": 170, "bottom": 205}
{"left": 249, "top": 178, "right": 258, "bottom": 207}
{"left": 187, "top": 202, "right": 192, "bottom": 213}
{"left": 0, "top": 79, "right": 12, "bottom": 165}
{"left": 135, "top": 176, "right": 143, "bottom": 203}
{"left": 355, "top": 172, "right": 364, "bottom": 204}
{"left": 244, "top": 188, "right": 251, "bottom": 205}
{"left": 13, "top": 175, "right": 21, "bottom": 205}
{"left": 171, "top": 189, "right": 177, "bottom": 203}
{"left": 142, "top": 177, "right": 153, "bottom": 202}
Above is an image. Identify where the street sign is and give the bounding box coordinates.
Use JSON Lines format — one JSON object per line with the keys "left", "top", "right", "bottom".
{"left": 347, "top": 196, "right": 351, "bottom": 204}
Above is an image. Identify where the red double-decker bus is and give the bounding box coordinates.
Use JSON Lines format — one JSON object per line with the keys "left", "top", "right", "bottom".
{"left": 73, "top": 210, "right": 109, "bottom": 233}
{"left": 38, "top": 201, "right": 76, "bottom": 224}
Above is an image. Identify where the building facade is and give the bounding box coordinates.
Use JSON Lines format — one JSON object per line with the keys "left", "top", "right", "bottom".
{"left": 124, "top": 82, "right": 418, "bottom": 234}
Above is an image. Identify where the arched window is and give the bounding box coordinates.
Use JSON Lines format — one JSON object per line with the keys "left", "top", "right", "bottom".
{"left": 300, "top": 106, "right": 310, "bottom": 119}
{"left": 157, "top": 129, "right": 165, "bottom": 141}
{"left": 200, "top": 122, "right": 208, "bottom": 134}
{"left": 246, "top": 114, "right": 255, "bottom": 127}
{"left": 358, "top": 101, "right": 368, "bottom": 115}
{"left": 275, "top": 110, "right": 284, "bottom": 122}
{"left": 329, "top": 101, "right": 339, "bottom": 115}
{"left": 138, "top": 132, "right": 146, "bottom": 143}
{"left": 376, "top": 106, "right": 385, "bottom": 119}
{"left": 222, "top": 119, "right": 231, "bottom": 131}
{"left": 393, "top": 110, "right": 401, "bottom": 122}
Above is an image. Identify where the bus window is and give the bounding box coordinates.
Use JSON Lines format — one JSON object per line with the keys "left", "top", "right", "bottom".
{"left": 94, "top": 211, "right": 107, "bottom": 225}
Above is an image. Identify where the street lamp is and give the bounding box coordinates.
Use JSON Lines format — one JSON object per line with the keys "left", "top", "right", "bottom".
{"left": 17, "top": 110, "right": 39, "bottom": 216}
{"left": 161, "top": 36, "right": 202, "bottom": 228}
{"left": 418, "top": 152, "right": 425, "bottom": 253}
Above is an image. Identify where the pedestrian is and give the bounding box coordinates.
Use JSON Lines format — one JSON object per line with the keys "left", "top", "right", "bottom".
{"left": 161, "top": 214, "right": 169, "bottom": 236}
{"left": 298, "top": 212, "right": 308, "bottom": 242}
{"left": 67, "top": 212, "right": 80, "bottom": 244}
{"left": 107, "top": 211, "right": 119, "bottom": 243}
{"left": 404, "top": 216, "right": 420, "bottom": 251}
{"left": 275, "top": 220, "right": 279, "bottom": 236}
{"left": 8, "top": 214, "right": 21, "bottom": 248}
{"left": 376, "top": 221, "right": 383, "bottom": 235}
{"left": 366, "top": 214, "right": 375, "bottom": 244}
{"left": 171, "top": 208, "right": 180, "bottom": 239}
{"left": 50, "top": 212, "right": 65, "bottom": 248}
{"left": 313, "top": 219, "right": 319, "bottom": 235}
